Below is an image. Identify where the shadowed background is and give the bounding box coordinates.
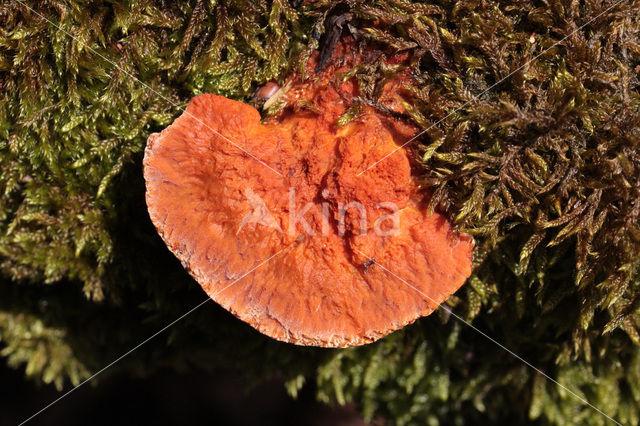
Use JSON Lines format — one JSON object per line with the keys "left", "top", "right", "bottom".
{"left": 1, "top": 1, "right": 639, "bottom": 425}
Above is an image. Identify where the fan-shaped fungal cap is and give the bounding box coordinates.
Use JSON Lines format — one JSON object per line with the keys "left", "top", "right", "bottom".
{"left": 144, "top": 45, "right": 474, "bottom": 347}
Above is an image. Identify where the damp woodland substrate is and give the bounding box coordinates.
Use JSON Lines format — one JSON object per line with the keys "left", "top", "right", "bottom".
{"left": 1, "top": 1, "right": 639, "bottom": 425}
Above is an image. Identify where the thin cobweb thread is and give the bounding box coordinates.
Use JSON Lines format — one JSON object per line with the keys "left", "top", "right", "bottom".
{"left": 18, "top": 248, "right": 287, "bottom": 425}
{"left": 356, "top": 0, "right": 625, "bottom": 176}
{"left": 352, "top": 248, "right": 622, "bottom": 426}
{"left": 14, "top": 1, "right": 282, "bottom": 178}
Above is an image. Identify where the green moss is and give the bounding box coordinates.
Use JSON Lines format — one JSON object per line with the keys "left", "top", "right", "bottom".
{"left": 1, "top": 0, "right": 639, "bottom": 424}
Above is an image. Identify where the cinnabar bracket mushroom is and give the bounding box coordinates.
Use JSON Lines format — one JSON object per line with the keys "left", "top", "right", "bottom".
{"left": 143, "top": 42, "right": 474, "bottom": 347}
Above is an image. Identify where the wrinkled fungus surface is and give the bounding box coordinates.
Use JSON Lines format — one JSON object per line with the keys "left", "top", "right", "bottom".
{"left": 144, "top": 44, "right": 474, "bottom": 347}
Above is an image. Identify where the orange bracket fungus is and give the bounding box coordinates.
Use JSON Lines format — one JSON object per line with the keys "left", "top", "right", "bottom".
{"left": 144, "top": 40, "right": 474, "bottom": 347}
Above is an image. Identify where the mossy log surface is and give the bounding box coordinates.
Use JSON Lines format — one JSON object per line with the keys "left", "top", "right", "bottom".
{"left": 1, "top": 1, "right": 639, "bottom": 424}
